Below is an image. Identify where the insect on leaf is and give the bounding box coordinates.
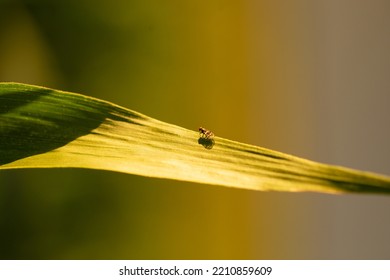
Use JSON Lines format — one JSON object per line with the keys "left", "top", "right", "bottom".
{"left": 1, "top": 82, "right": 390, "bottom": 195}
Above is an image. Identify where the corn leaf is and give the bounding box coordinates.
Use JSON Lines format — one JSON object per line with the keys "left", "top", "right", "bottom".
{"left": 1, "top": 82, "right": 390, "bottom": 194}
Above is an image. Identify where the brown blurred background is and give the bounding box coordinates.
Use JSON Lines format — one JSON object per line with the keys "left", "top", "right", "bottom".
{"left": 0, "top": 0, "right": 389, "bottom": 259}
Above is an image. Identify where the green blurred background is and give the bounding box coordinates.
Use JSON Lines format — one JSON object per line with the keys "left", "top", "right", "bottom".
{"left": 1, "top": 0, "right": 390, "bottom": 259}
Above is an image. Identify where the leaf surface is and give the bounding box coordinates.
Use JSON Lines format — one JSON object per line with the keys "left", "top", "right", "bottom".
{"left": 1, "top": 82, "right": 390, "bottom": 194}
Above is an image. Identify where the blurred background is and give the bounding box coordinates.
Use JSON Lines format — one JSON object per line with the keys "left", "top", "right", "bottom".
{"left": 1, "top": 0, "right": 390, "bottom": 259}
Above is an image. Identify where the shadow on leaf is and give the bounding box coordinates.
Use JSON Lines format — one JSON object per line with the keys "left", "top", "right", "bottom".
{"left": 0, "top": 86, "right": 109, "bottom": 165}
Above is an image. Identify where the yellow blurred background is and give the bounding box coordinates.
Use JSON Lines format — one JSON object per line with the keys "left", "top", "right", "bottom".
{"left": 1, "top": 0, "right": 390, "bottom": 259}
